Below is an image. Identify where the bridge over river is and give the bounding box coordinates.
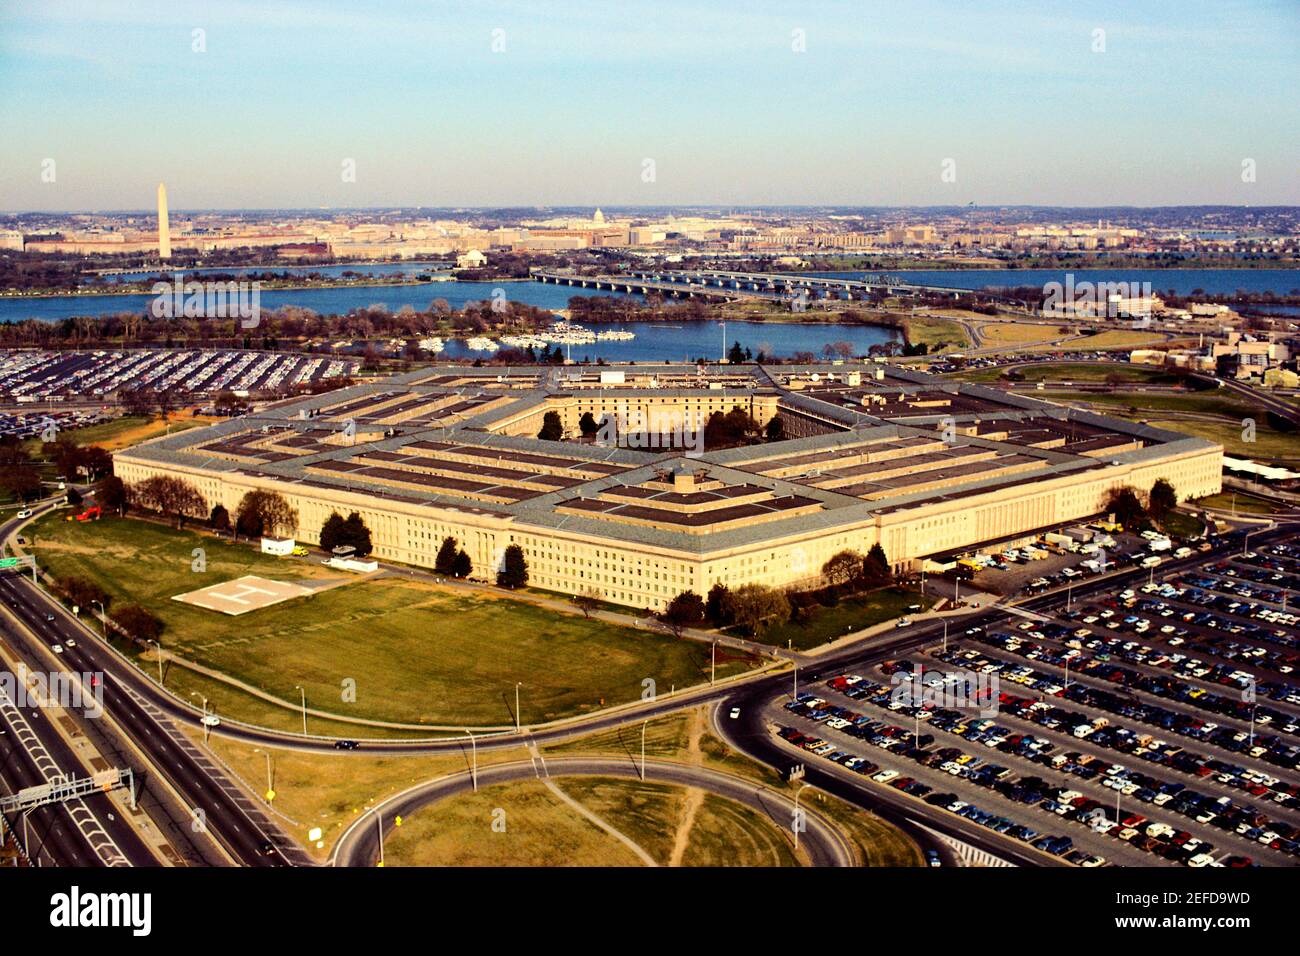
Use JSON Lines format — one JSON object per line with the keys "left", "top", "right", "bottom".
{"left": 534, "top": 268, "right": 1038, "bottom": 311}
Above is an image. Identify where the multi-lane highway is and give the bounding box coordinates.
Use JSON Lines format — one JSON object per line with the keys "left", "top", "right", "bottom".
{"left": 0, "top": 503, "right": 308, "bottom": 867}
{"left": 0, "top": 649, "right": 158, "bottom": 866}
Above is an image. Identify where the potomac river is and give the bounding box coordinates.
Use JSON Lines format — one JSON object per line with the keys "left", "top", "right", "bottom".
{"left": 2, "top": 267, "right": 1296, "bottom": 361}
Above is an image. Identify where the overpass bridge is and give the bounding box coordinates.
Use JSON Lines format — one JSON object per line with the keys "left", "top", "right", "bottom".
{"left": 534, "top": 268, "right": 1038, "bottom": 311}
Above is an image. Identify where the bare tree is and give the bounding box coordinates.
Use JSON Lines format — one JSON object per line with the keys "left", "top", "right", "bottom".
{"left": 574, "top": 588, "right": 601, "bottom": 619}
{"left": 129, "top": 476, "right": 208, "bottom": 528}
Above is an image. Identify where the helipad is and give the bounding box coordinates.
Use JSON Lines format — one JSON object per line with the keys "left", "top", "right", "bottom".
{"left": 172, "top": 575, "right": 313, "bottom": 616}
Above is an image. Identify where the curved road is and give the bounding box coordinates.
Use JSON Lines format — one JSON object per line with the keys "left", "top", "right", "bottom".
{"left": 331, "top": 754, "right": 854, "bottom": 868}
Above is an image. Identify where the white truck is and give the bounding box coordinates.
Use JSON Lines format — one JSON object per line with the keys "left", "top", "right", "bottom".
{"left": 324, "top": 556, "right": 379, "bottom": 573}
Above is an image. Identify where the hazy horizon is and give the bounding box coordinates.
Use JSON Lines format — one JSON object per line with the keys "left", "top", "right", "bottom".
{"left": 2, "top": 0, "right": 1297, "bottom": 212}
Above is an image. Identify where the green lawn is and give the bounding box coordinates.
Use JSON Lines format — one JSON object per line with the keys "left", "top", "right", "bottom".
{"left": 950, "top": 362, "right": 1181, "bottom": 385}
{"left": 1195, "top": 491, "right": 1288, "bottom": 516}
{"left": 20, "top": 414, "right": 210, "bottom": 458}
{"left": 382, "top": 779, "right": 642, "bottom": 867}
{"left": 1036, "top": 390, "right": 1260, "bottom": 418}
{"left": 562, "top": 777, "right": 800, "bottom": 867}
{"left": 905, "top": 315, "right": 971, "bottom": 351}
{"left": 29, "top": 515, "right": 755, "bottom": 727}
{"left": 1143, "top": 418, "right": 1299, "bottom": 462}
{"left": 1159, "top": 510, "right": 1205, "bottom": 539}
{"left": 743, "top": 586, "right": 929, "bottom": 651}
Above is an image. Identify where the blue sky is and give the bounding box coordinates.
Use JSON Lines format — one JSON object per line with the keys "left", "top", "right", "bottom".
{"left": 1, "top": 0, "right": 1296, "bottom": 210}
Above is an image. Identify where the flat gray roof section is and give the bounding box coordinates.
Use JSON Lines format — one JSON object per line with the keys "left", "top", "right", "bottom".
{"left": 115, "top": 361, "right": 1222, "bottom": 557}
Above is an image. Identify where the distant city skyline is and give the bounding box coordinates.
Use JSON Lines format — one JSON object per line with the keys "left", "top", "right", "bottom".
{"left": 2, "top": 0, "right": 1297, "bottom": 211}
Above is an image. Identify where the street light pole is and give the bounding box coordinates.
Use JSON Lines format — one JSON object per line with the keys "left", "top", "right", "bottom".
{"left": 192, "top": 693, "right": 210, "bottom": 743}
{"left": 710, "top": 640, "right": 716, "bottom": 686}
{"left": 943, "top": 619, "right": 948, "bottom": 654}
{"left": 515, "top": 682, "right": 522, "bottom": 733}
{"left": 465, "top": 729, "right": 477, "bottom": 791}
{"left": 793, "top": 781, "right": 810, "bottom": 852}
{"left": 376, "top": 812, "right": 384, "bottom": 867}
{"left": 92, "top": 599, "right": 106, "bottom": 637}
{"left": 640, "top": 720, "right": 647, "bottom": 781}
{"left": 294, "top": 685, "right": 307, "bottom": 736}
{"left": 150, "top": 640, "right": 163, "bottom": 686}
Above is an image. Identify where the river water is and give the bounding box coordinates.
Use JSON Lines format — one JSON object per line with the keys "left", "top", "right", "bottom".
{"left": 3, "top": 267, "right": 1295, "bottom": 360}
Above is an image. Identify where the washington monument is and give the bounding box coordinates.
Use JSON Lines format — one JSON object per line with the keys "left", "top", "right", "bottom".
{"left": 157, "top": 182, "right": 171, "bottom": 259}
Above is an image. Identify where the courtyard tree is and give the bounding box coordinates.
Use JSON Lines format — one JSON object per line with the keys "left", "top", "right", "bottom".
{"left": 537, "top": 410, "right": 564, "bottom": 441}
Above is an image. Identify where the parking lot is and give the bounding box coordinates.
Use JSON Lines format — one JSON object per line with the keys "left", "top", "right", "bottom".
{"left": 768, "top": 537, "right": 1299, "bottom": 867}
{"left": 0, "top": 349, "right": 360, "bottom": 403}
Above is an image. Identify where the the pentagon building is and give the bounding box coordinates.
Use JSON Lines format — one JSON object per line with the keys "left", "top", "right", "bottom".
{"left": 114, "top": 362, "right": 1222, "bottom": 611}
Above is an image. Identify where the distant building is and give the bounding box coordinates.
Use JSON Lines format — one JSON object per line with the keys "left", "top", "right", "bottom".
{"left": 1263, "top": 367, "right": 1299, "bottom": 389}
{"left": 883, "top": 225, "right": 938, "bottom": 245}
{"left": 1212, "top": 332, "right": 1291, "bottom": 380}
{"left": 456, "top": 249, "right": 488, "bottom": 269}
{"left": 276, "top": 243, "right": 331, "bottom": 260}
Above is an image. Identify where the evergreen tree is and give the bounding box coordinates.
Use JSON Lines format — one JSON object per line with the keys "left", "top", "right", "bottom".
{"left": 537, "top": 410, "right": 564, "bottom": 441}
{"left": 342, "top": 512, "right": 373, "bottom": 556}
{"left": 706, "top": 582, "right": 733, "bottom": 627}
{"left": 497, "top": 544, "right": 529, "bottom": 588}
{"left": 452, "top": 549, "right": 473, "bottom": 578}
{"left": 863, "top": 543, "right": 891, "bottom": 582}
{"left": 320, "top": 512, "right": 347, "bottom": 552}
{"left": 210, "top": 504, "right": 230, "bottom": 533}
{"left": 434, "top": 536, "right": 459, "bottom": 575}
{"left": 1149, "top": 479, "right": 1178, "bottom": 522}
